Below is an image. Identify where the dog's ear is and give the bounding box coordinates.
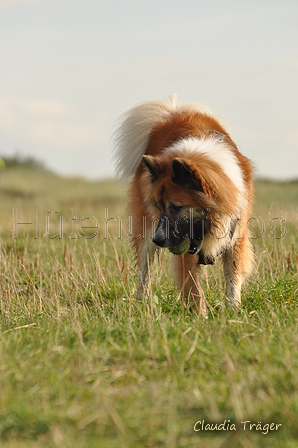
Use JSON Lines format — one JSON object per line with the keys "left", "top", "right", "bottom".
{"left": 172, "top": 158, "right": 204, "bottom": 192}
{"left": 142, "top": 155, "right": 160, "bottom": 182}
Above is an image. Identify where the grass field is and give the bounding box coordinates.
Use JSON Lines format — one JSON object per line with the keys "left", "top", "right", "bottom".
{"left": 0, "top": 166, "right": 298, "bottom": 448}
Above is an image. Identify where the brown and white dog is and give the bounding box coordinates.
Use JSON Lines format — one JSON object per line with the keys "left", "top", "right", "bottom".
{"left": 113, "top": 95, "right": 254, "bottom": 314}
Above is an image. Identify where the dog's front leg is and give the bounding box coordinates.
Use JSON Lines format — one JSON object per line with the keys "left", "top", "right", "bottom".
{"left": 172, "top": 254, "right": 207, "bottom": 316}
{"left": 224, "top": 267, "right": 242, "bottom": 309}
{"left": 137, "top": 239, "right": 156, "bottom": 298}
{"left": 223, "top": 237, "right": 250, "bottom": 309}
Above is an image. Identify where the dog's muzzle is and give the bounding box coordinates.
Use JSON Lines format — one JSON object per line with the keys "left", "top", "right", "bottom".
{"left": 153, "top": 215, "right": 204, "bottom": 255}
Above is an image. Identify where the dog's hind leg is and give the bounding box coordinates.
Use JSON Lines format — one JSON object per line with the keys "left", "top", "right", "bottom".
{"left": 172, "top": 254, "right": 207, "bottom": 316}
{"left": 137, "top": 239, "right": 156, "bottom": 298}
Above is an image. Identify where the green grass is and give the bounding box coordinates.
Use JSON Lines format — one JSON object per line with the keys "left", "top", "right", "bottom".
{"left": 0, "top": 168, "right": 298, "bottom": 447}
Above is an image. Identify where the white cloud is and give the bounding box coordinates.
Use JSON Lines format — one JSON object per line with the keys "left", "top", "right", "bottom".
{"left": 0, "top": 97, "right": 106, "bottom": 151}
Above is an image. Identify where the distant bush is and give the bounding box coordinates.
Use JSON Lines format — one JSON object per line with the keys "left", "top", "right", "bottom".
{"left": 0, "top": 154, "right": 48, "bottom": 171}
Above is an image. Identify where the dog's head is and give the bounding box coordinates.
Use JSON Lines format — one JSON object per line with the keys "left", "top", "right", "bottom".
{"left": 142, "top": 151, "right": 239, "bottom": 256}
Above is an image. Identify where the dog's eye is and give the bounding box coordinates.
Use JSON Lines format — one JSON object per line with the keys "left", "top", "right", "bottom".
{"left": 169, "top": 203, "right": 183, "bottom": 214}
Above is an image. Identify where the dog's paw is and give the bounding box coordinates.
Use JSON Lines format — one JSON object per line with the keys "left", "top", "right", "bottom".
{"left": 225, "top": 297, "right": 241, "bottom": 310}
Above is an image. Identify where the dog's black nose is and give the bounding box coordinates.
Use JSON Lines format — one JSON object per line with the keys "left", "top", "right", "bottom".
{"left": 152, "top": 234, "right": 165, "bottom": 247}
{"left": 153, "top": 216, "right": 168, "bottom": 247}
{"left": 153, "top": 225, "right": 166, "bottom": 247}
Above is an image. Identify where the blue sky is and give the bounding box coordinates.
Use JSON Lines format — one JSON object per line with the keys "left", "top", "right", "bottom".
{"left": 0, "top": 0, "right": 297, "bottom": 179}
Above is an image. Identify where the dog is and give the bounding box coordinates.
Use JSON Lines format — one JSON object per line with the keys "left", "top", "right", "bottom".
{"left": 113, "top": 95, "right": 254, "bottom": 314}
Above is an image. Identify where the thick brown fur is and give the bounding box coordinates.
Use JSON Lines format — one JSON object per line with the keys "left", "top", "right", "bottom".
{"left": 115, "top": 99, "right": 254, "bottom": 314}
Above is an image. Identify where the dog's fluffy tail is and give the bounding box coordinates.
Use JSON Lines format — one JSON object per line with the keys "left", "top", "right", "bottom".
{"left": 113, "top": 94, "right": 213, "bottom": 180}
{"left": 112, "top": 94, "right": 178, "bottom": 180}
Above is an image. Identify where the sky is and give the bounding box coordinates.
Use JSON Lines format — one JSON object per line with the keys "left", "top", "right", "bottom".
{"left": 0, "top": 0, "right": 297, "bottom": 180}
